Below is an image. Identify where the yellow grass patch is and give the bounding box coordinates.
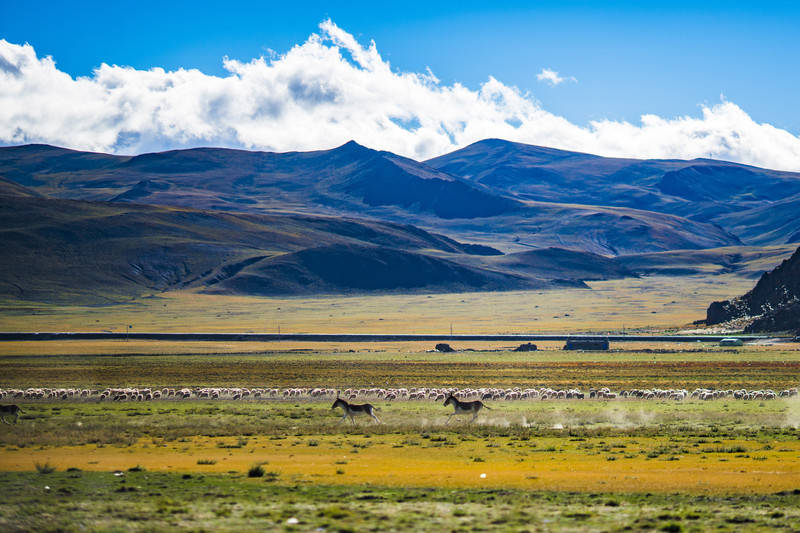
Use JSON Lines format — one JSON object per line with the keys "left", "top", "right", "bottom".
{"left": 4, "top": 435, "right": 799, "bottom": 495}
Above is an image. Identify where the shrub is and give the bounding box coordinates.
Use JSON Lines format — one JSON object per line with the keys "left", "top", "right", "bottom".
{"left": 35, "top": 461, "right": 56, "bottom": 474}
{"left": 248, "top": 464, "right": 265, "bottom": 478}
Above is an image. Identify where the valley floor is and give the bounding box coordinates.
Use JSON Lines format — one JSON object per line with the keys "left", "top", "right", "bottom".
{"left": 0, "top": 274, "right": 756, "bottom": 335}
{"left": 2, "top": 277, "right": 798, "bottom": 531}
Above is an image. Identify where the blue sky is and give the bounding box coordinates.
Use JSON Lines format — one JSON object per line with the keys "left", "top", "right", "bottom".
{"left": 3, "top": 0, "right": 798, "bottom": 133}
{"left": 1, "top": 1, "right": 799, "bottom": 169}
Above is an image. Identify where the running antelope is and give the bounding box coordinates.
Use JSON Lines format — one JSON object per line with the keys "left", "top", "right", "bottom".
{"left": 0, "top": 404, "right": 23, "bottom": 424}
{"left": 443, "top": 394, "right": 490, "bottom": 424}
{"left": 331, "top": 397, "right": 381, "bottom": 425}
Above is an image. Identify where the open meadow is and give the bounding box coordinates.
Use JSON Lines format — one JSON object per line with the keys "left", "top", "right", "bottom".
{"left": 1, "top": 397, "right": 800, "bottom": 531}
{"left": 2, "top": 339, "right": 800, "bottom": 531}
{"left": 1, "top": 274, "right": 799, "bottom": 531}
{"left": 0, "top": 274, "right": 756, "bottom": 335}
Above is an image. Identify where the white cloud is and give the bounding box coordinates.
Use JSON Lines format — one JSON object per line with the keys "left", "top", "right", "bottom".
{"left": 1, "top": 20, "right": 800, "bottom": 171}
{"left": 536, "top": 68, "right": 576, "bottom": 86}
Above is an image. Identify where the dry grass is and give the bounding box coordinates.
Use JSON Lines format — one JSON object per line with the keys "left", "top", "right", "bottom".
{"left": 0, "top": 274, "right": 756, "bottom": 334}
{"left": 2, "top": 347, "right": 799, "bottom": 389}
{"left": 4, "top": 432, "right": 800, "bottom": 494}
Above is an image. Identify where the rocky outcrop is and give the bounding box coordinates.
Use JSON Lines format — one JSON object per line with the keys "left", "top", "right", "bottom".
{"left": 744, "top": 301, "right": 800, "bottom": 334}
{"left": 707, "top": 246, "right": 800, "bottom": 333}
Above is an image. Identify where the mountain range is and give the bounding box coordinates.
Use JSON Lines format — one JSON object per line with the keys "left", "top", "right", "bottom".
{"left": 1, "top": 139, "right": 799, "bottom": 302}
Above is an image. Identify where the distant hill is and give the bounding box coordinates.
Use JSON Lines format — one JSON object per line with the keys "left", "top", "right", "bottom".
{"left": 418, "top": 202, "right": 741, "bottom": 256}
{"left": 615, "top": 245, "right": 797, "bottom": 277}
{"left": 706, "top": 246, "right": 800, "bottom": 333}
{"left": 0, "top": 142, "right": 519, "bottom": 219}
{"left": 1, "top": 194, "right": 640, "bottom": 303}
{"left": 425, "top": 138, "right": 800, "bottom": 245}
{"left": 713, "top": 192, "right": 800, "bottom": 245}
{"left": 2, "top": 139, "right": 798, "bottom": 303}
{"left": 487, "top": 247, "right": 636, "bottom": 281}
{"left": 0, "top": 142, "right": 745, "bottom": 255}
{"left": 208, "top": 243, "right": 543, "bottom": 297}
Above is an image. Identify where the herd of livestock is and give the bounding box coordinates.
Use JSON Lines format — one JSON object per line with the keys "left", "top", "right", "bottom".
{"left": 1, "top": 385, "right": 797, "bottom": 402}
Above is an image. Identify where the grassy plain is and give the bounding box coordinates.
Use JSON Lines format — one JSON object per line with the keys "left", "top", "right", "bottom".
{"left": 2, "top": 345, "right": 799, "bottom": 389}
{"left": 0, "top": 274, "right": 756, "bottom": 334}
{"left": 3, "top": 472, "right": 799, "bottom": 532}
{"left": 2, "top": 400, "right": 800, "bottom": 531}
{"left": 2, "top": 274, "right": 799, "bottom": 531}
{"left": 2, "top": 401, "right": 800, "bottom": 492}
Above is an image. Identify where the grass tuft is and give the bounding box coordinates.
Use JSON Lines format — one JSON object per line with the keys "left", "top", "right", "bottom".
{"left": 247, "top": 464, "right": 265, "bottom": 478}
{"left": 35, "top": 461, "right": 56, "bottom": 474}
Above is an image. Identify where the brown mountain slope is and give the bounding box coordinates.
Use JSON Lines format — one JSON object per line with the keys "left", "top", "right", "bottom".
{"left": 5, "top": 194, "right": 615, "bottom": 303}
{"left": 0, "top": 142, "right": 743, "bottom": 255}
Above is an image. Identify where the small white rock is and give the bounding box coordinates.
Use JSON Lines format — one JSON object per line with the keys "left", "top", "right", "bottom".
{"left": 286, "top": 517, "right": 299, "bottom": 525}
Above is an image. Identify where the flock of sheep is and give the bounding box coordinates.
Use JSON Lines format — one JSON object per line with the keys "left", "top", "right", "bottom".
{"left": 1, "top": 385, "right": 797, "bottom": 402}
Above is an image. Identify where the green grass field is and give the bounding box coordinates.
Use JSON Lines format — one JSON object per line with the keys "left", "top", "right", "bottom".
{"left": 2, "top": 472, "right": 799, "bottom": 532}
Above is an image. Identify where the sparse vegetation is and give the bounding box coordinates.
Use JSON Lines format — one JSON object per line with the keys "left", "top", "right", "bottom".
{"left": 34, "top": 461, "right": 55, "bottom": 474}
{"left": 0, "top": 273, "right": 760, "bottom": 338}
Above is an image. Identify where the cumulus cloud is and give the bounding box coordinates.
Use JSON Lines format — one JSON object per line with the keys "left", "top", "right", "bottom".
{"left": 1, "top": 20, "right": 800, "bottom": 171}
{"left": 536, "top": 68, "right": 575, "bottom": 86}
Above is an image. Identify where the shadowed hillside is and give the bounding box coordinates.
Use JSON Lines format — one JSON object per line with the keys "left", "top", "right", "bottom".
{"left": 425, "top": 138, "right": 800, "bottom": 246}
{"left": 486, "top": 247, "right": 636, "bottom": 281}
{"left": 0, "top": 142, "right": 519, "bottom": 219}
{"left": 706, "top": 246, "right": 800, "bottom": 333}
{"left": 0, "top": 177, "right": 38, "bottom": 197}
{"left": 2, "top": 194, "right": 630, "bottom": 303}
{"left": 615, "top": 245, "right": 797, "bottom": 277}
{"left": 208, "top": 243, "right": 546, "bottom": 296}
